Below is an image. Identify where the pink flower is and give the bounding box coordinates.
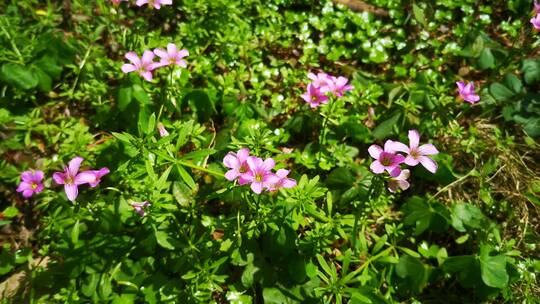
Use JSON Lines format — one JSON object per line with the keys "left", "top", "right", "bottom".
{"left": 223, "top": 148, "right": 251, "bottom": 184}
{"left": 244, "top": 157, "right": 275, "bottom": 194}
{"left": 323, "top": 76, "right": 354, "bottom": 97}
{"left": 301, "top": 83, "right": 329, "bottom": 108}
{"left": 111, "top": 0, "right": 127, "bottom": 5}
{"left": 535, "top": 1, "right": 540, "bottom": 14}
{"left": 387, "top": 169, "right": 410, "bottom": 193}
{"left": 157, "top": 123, "right": 169, "bottom": 137}
{"left": 16, "top": 170, "right": 44, "bottom": 198}
{"left": 307, "top": 72, "right": 332, "bottom": 89}
{"left": 121, "top": 51, "right": 157, "bottom": 82}
{"left": 130, "top": 201, "right": 151, "bottom": 216}
{"left": 78, "top": 167, "right": 110, "bottom": 188}
{"left": 456, "top": 81, "right": 480, "bottom": 104}
{"left": 52, "top": 157, "right": 88, "bottom": 202}
{"left": 368, "top": 140, "right": 405, "bottom": 177}
{"left": 153, "top": 43, "right": 188, "bottom": 68}
{"left": 388, "top": 130, "right": 439, "bottom": 174}
{"left": 267, "top": 169, "right": 297, "bottom": 191}
{"left": 531, "top": 13, "right": 540, "bottom": 30}
{"left": 136, "top": 0, "right": 172, "bottom": 9}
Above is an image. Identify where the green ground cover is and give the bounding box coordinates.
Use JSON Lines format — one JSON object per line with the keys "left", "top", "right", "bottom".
{"left": 1, "top": 0, "right": 539, "bottom": 303}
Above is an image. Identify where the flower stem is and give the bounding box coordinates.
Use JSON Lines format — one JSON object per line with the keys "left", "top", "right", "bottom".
{"left": 176, "top": 160, "right": 224, "bottom": 178}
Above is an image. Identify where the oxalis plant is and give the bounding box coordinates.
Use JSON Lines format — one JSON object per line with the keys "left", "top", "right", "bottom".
{"left": 1, "top": 0, "right": 539, "bottom": 303}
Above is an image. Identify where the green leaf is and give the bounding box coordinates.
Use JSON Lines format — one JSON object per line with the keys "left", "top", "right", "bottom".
{"left": 0, "top": 63, "right": 39, "bottom": 90}
{"left": 71, "top": 220, "right": 80, "bottom": 245}
{"left": 489, "top": 83, "right": 515, "bottom": 102}
{"left": 395, "top": 255, "right": 428, "bottom": 293}
{"left": 478, "top": 48, "right": 495, "bottom": 69}
{"left": 479, "top": 247, "right": 509, "bottom": 288}
{"left": 118, "top": 87, "right": 133, "bottom": 111}
{"left": 412, "top": 4, "right": 427, "bottom": 28}
{"left": 154, "top": 230, "right": 175, "bottom": 250}
{"left": 2, "top": 206, "right": 19, "bottom": 218}
{"left": 522, "top": 59, "right": 540, "bottom": 85}
{"left": 35, "top": 67, "right": 52, "bottom": 92}
{"left": 450, "top": 203, "right": 488, "bottom": 232}
{"left": 373, "top": 113, "right": 400, "bottom": 140}
{"left": 176, "top": 164, "right": 197, "bottom": 190}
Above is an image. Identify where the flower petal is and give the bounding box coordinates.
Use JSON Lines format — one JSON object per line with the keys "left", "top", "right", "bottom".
{"left": 368, "top": 145, "right": 382, "bottom": 159}
{"left": 236, "top": 148, "right": 250, "bottom": 162}
{"left": 370, "top": 161, "right": 385, "bottom": 174}
{"left": 282, "top": 178, "right": 297, "bottom": 188}
{"left": 121, "top": 64, "right": 137, "bottom": 73}
{"left": 408, "top": 130, "right": 420, "bottom": 149}
{"left": 141, "top": 50, "right": 155, "bottom": 65}
{"left": 68, "top": 157, "right": 84, "bottom": 177}
{"left": 223, "top": 153, "right": 239, "bottom": 169}
{"left": 224, "top": 169, "right": 239, "bottom": 181}
{"left": 153, "top": 48, "right": 168, "bottom": 59}
{"left": 125, "top": 51, "right": 140, "bottom": 65}
{"left": 53, "top": 172, "right": 66, "bottom": 185}
{"left": 64, "top": 184, "right": 79, "bottom": 202}
{"left": 404, "top": 156, "right": 419, "bottom": 166}
{"left": 167, "top": 43, "right": 177, "bottom": 55}
{"left": 388, "top": 166, "right": 401, "bottom": 177}
{"left": 75, "top": 171, "right": 97, "bottom": 185}
{"left": 387, "top": 141, "right": 409, "bottom": 154}
{"left": 418, "top": 143, "right": 439, "bottom": 155}
{"left": 261, "top": 158, "right": 275, "bottom": 171}
{"left": 418, "top": 156, "right": 438, "bottom": 173}
{"left": 250, "top": 182, "right": 263, "bottom": 194}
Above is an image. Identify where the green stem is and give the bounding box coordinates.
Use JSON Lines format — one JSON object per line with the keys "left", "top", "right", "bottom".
{"left": 0, "top": 18, "right": 24, "bottom": 64}
{"left": 317, "top": 98, "right": 337, "bottom": 161}
{"left": 176, "top": 159, "right": 224, "bottom": 177}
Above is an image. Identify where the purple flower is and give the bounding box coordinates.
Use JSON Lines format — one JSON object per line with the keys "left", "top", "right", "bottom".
{"left": 267, "top": 169, "right": 297, "bottom": 191}
{"left": 136, "top": 0, "right": 172, "bottom": 9}
{"left": 535, "top": 1, "right": 540, "bottom": 14}
{"left": 121, "top": 51, "right": 157, "bottom": 81}
{"left": 368, "top": 140, "right": 405, "bottom": 177}
{"left": 456, "top": 81, "right": 480, "bottom": 104}
{"left": 244, "top": 157, "right": 275, "bottom": 194}
{"left": 388, "top": 130, "right": 439, "bottom": 174}
{"left": 387, "top": 169, "right": 410, "bottom": 193}
{"left": 154, "top": 43, "right": 188, "bottom": 68}
{"left": 301, "top": 83, "right": 329, "bottom": 108}
{"left": 531, "top": 13, "right": 540, "bottom": 30}
{"left": 16, "top": 170, "right": 44, "bottom": 198}
{"left": 307, "top": 72, "right": 332, "bottom": 89}
{"left": 78, "top": 167, "right": 110, "bottom": 188}
{"left": 223, "top": 148, "right": 251, "bottom": 184}
{"left": 157, "top": 123, "right": 169, "bottom": 137}
{"left": 52, "top": 157, "right": 88, "bottom": 202}
{"left": 323, "top": 76, "right": 354, "bottom": 97}
{"left": 130, "top": 201, "right": 151, "bottom": 216}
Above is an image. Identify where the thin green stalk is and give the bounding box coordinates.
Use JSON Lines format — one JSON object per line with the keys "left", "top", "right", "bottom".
{"left": 0, "top": 18, "right": 24, "bottom": 64}
{"left": 176, "top": 159, "right": 224, "bottom": 177}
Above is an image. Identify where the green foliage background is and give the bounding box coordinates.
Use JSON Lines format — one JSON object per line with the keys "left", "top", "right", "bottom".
{"left": 1, "top": 0, "right": 539, "bottom": 303}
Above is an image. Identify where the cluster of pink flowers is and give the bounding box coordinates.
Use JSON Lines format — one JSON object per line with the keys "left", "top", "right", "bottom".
{"left": 531, "top": 2, "right": 540, "bottom": 30}
{"left": 456, "top": 81, "right": 480, "bottom": 104}
{"left": 121, "top": 43, "right": 188, "bottom": 81}
{"left": 16, "top": 157, "right": 109, "bottom": 202}
{"left": 368, "top": 130, "right": 439, "bottom": 192}
{"left": 301, "top": 72, "right": 353, "bottom": 108}
{"left": 223, "top": 148, "right": 297, "bottom": 194}
{"left": 111, "top": 0, "right": 172, "bottom": 9}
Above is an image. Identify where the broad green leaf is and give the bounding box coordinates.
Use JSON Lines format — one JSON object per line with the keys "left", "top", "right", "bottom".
{"left": 522, "top": 59, "right": 540, "bottom": 84}
{"left": 489, "top": 83, "right": 515, "bottom": 102}
{"left": 0, "top": 63, "right": 39, "bottom": 90}
{"left": 479, "top": 48, "right": 495, "bottom": 69}
{"left": 154, "top": 230, "right": 175, "bottom": 250}
{"left": 372, "top": 113, "right": 400, "bottom": 140}
{"left": 479, "top": 247, "right": 509, "bottom": 288}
